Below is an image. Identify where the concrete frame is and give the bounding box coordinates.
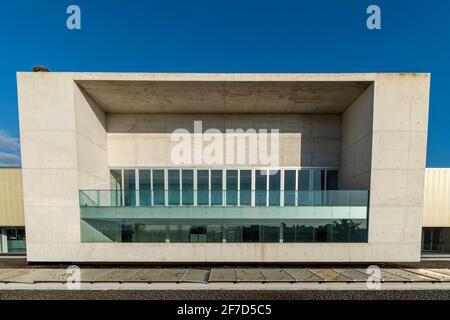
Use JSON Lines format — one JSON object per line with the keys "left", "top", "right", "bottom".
{"left": 17, "top": 72, "right": 430, "bottom": 263}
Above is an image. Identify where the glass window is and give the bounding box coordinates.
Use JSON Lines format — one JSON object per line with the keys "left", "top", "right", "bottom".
{"left": 135, "top": 224, "right": 165, "bottom": 242}
{"left": 312, "top": 169, "right": 325, "bottom": 190}
{"left": 197, "top": 170, "right": 209, "bottom": 206}
{"left": 242, "top": 225, "right": 260, "bottom": 242}
{"left": 331, "top": 219, "right": 352, "bottom": 243}
{"left": 261, "top": 225, "right": 280, "bottom": 243}
{"left": 298, "top": 170, "right": 311, "bottom": 190}
{"left": 123, "top": 170, "right": 136, "bottom": 206}
{"left": 225, "top": 225, "right": 242, "bottom": 243}
{"left": 326, "top": 170, "right": 339, "bottom": 190}
{"left": 211, "top": 170, "right": 223, "bottom": 205}
{"left": 282, "top": 223, "right": 314, "bottom": 243}
{"left": 110, "top": 169, "right": 122, "bottom": 189}
{"left": 110, "top": 170, "right": 122, "bottom": 206}
{"left": 298, "top": 170, "right": 310, "bottom": 206}
{"left": 295, "top": 223, "right": 315, "bottom": 242}
{"left": 152, "top": 170, "right": 165, "bottom": 206}
{"left": 226, "top": 170, "right": 238, "bottom": 206}
{"left": 168, "top": 170, "right": 180, "bottom": 205}
{"left": 207, "top": 225, "right": 223, "bottom": 243}
{"left": 269, "top": 170, "right": 280, "bottom": 206}
{"left": 255, "top": 170, "right": 267, "bottom": 206}
{"left": 239, "top": 170, "right": 251, "bottom": 206}
{"left": 182, "top": 170, "right": 194, "bottom": 205}
{"left": 139, "top": 170, "right": 151, "bottom": 206}
{"left": 5, "top": 227, "right": 26, "bottom": 253}
{"left": 312, "top": 170, "right": 325, "bottom": 206}
{"left": 349, "top": 220, "right": 368, "bottom": 243}
{"left": 121, "top": 224, "right": 133, "bottom": 243}
{"left": 169, "top": 225, "right": 190, "bottom": 242}
{"left": 284, "top": 170, "right": 296, "bottom": 206}
{"left": 282, "top": 223, "right": 295, "bottom": 243}
{"left": 189, "top": 226, "right": 207, "bottom": 243}
{"left": 315, "top": 221, "right": 332, "bottom": 242}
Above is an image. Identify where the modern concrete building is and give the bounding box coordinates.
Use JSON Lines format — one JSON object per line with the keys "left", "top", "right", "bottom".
{"left": 422, "top": 168, "right": 450, "bottom": 255}
{"left": 16, "top": 72, "right": 430, "bottom": 263}
{"left": 0, "top": 168, "right": 26, "bottom": 254}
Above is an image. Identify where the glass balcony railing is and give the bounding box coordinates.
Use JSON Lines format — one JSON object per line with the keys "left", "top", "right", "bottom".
{"left": 79, "top": 189, "right": 369, "bottom": 208}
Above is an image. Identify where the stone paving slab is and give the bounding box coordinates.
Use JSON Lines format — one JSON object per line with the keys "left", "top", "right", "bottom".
{"left": 129, "top": 269, "right": 163, "bottom": 282}
{"left": 333, "top": 269, "right": 371, "bottom": 282}
{"left": 259, "top": 269, "right": 294, "bottom": 282}
{"left": 154, "top": 269, "right": 187, "bottom": 282}
{"left": 208, "top": 268, "right": 237, "bottom": 282}
{"left": 284, "top": 269, "right": 324, "bottom": 282}
{"left": 383, "top": 269, "right": 438, "bottom": 282}
{"left": 89, "top": 269, "right": 143, "bottom": 282}
{"left": 235, "top": 269, "right": 266, "bottom": 282}
{"left": 404, "top": 269, "right": 450, "bottom": 282}
{"left": 308, "top": 269, "right": 352, "bottom": 282}
{"left": 19, "top": 269, "right": 70, "bottom": 283}
{"left": 355, "top": 269, "right": 409, "bottom": 282}
{"left": 80, "top": 269, "right": 118, "bottom": 282}
{"left": 429, "top": 269, "right": 450, "bottom": 277}
{"left": 0, "top": 269, "right": 37, "bottom": 283}
{"left": 181, "top": 269, "right": 210, "bottom": 283}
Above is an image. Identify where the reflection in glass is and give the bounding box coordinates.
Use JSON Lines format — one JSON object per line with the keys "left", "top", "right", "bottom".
{"left": 182, "top": 170, "right": 193, "bottom": 205}
{"left": 135, "top": 224, "right": 165, "bottom": 242}
{"left": 269, "top": 170, "right": 280, "bottom": 206}
{"left": 207, "top": 225, "right": 223, "bottom": 243}
{"left": 121, "top": 224, "right": 133, "bottom": 242}
{"left": 298, "top": 169, "right": 310, "bottom": 205}
{"left": 82, "top": 220, "right": 368, "bottom": 244}
{"left": 326, "top": 170, "right": 339, "bottom": 190}
{"left": 261, "top": 225, "right": 279, "bottom": 242}
{"left": 168, "top": 170, "right": 180, "bottom": 205}
{"left": 139, "top": 170, "right": 151, "bottom": 206}
{"left": 123, "top": 170, "right": 136, "bottom": 206}
{"left": 153, "top": 170, "right": 165, "bottom": 205}
{"left": 226, "top": 170, "right": 238, "bottom": 206}
{"left": 211, "top": 170, "right": 223, "bottom": 205}
{"left": 284, "top": 170, "right": 296, "bottom": 206}
{"left": 197, "top": 170, "right": 209, "bottom": 205}
{"left": 240, "top": 170, "right": 251, "bottom": 206}
{"left": 110, "top": 170, "right": 122, "bottom": 206}
{"left": 169, "top": 225, "right": 190, "bottom": 242}
{"left": 255, "top": 170, "right": 267, "bottom": 206}
{"left": 243, "top": 225, "right": 259, "bottom": 242}
{"left": 225, "top": 225, "right": 242, "bottom": 243}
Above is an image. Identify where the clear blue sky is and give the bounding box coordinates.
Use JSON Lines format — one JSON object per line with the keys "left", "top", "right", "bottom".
{"left": 0, "top": 0, "right": 449, "bottom": 167}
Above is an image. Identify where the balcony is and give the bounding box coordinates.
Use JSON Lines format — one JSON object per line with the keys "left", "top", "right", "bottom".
{"left": 79, "top": 189, "right": 369, "bottom": 244}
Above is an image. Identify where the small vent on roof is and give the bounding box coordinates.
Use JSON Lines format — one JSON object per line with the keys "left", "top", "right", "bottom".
{"left": 32, "top": 66, "right": 49, "bottom": 72}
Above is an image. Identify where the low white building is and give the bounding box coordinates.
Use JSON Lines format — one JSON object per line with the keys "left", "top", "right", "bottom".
{"left": 16, "top": 72, "right": 430, "bottom": 263}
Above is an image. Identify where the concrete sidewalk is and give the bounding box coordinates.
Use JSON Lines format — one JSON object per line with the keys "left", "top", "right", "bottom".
{"left": 1, "top": 267, "right": 450, "bottom": 286}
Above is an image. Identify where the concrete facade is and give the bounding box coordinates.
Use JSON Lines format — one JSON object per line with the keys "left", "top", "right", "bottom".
{"left": 17, "top": 72, "right": 430, "bottom": 263}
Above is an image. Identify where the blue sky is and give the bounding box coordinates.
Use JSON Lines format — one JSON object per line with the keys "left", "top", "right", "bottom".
{"left": 0, "top": 0, "right": 449, "bottom": 167}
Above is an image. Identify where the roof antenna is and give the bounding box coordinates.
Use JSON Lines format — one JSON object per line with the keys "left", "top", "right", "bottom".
{"left": 32, "top": 66, "right": 49, "bottom": 72}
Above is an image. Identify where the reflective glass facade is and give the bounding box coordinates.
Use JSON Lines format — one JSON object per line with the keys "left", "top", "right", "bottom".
{"left": 80, "top": 168, "right": 368, "bottom": 244}
{"left": 81, "top": 219, "right": 367, "bottom": 243}
{"left": 102, "top": 168, "right": 340, "bottom": 207}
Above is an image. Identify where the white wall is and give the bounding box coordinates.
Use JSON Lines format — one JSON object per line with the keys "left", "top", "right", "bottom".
{"left": 340, "top": 84, "right": 374, "bottom": 189}
{"left": 107, "top": 114, "right": 341, "bottom": 168}
{"left": 368, "top": 74, "right": 430, "bottom": 261}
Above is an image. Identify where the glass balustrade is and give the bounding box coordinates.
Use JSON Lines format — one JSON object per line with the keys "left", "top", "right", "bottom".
{"left": 79, "top": 189, "right": 369, "bottom": 208}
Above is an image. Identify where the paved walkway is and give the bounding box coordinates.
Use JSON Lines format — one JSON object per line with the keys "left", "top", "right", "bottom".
{"left": 1, "top": 267, "right": 450, "bottom": 286}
